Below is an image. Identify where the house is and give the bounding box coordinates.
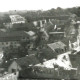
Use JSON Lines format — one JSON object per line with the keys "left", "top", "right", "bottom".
{"left": 0, "top": 30, "right": 30, "bottom": 50}
{"left": 69, "top": 53, "right": 80, "bottom": 79}
{"left": 35, "top": 51, "right": 72, "bottom": 70}
{"left": 47, "top": 41, "right": 67, "bottom": 53}
{"left": 3, "top": 23, "right": 13, "bottom": 29}
{"left": 3, "top": 15, "right": 26, "bottom": 29}
{"left": 49, "top": 32, "right": 65, "bottom": 42}
{"left": 48, "top": 24, "right": 66, "bottom": 42}
{"left": 36, "top": 41, "right": 67, "bottom": 61}
{"left": 68, "top": 35, "right": 80, "bottom": 54}
{"left": 25, "top": 31, "right": 37, "bottom": 40}
{"left": 1, "top": 55, "right": 40, "bottom": 74}
{"left": 9, "top": 15, "right": 26, "bottom": 24}
{"left": 36, "top": 41, "right": 72, "bottom": 69}
{"left": 34, "top": 51, "right": 77, "bottom": 79}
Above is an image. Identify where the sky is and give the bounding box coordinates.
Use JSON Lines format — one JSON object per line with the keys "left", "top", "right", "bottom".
{"left": 0, "top": 0, "right": 80, "bottom": 12}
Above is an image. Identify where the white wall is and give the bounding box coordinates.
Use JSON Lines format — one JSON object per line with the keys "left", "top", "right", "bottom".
{"left": 8, "top": 61, "right": 21, "bottom": 73}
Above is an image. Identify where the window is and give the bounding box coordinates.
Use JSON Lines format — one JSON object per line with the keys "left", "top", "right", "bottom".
{"left": 2, "top": 42, "right": 4, "bottom": 45}
{"left": 63, "top": 55, "right": 68, "bottom": 61}
{"left": 6, "top": 42, "right": 8, "bottom": 44}
{"left": 12, "top": 69, "right": 16, "bottom": 73}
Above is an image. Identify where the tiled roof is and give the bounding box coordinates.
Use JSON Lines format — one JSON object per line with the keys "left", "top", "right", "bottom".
{"left": 47, "top": 41, "right": 66, "bottom": 51}
{"left": 0, "top": 31, "right": 29, "bottom": 42}
{"left": 57, "top": 41, "right": 66, "bottom": 48}
{"left": 1, "top": 55, "right": 40, "bottom": 70}
{"left": 16, "top": 55, "right": 40, "bottom": 67}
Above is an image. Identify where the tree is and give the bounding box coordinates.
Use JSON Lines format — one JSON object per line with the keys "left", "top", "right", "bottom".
{"left": 3, "top": 38, "right": 31, "bottom": 61}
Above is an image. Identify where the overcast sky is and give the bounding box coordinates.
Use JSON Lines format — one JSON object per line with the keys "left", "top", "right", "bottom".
{"left": 0, "top": 0, "right": 80, "bottom": 12}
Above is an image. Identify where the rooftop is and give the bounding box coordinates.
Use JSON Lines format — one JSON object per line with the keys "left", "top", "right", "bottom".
{"left": 9, "top": 15, "right": 26, "bottom": 24}
{"left": 0, "top": 31, "right": 30, "bottom": 42}
{"left": 16, "top": 55, "right": 40, "bottom": 67}
{"left": 1, "top": 55, "right": 40, "bottom": 70}
{"left": 47, "top": 41, "right": 66, "bottom": 51}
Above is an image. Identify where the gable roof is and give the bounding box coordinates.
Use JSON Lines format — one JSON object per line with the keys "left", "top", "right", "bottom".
{"left": 0, "top": 55, "right": 40, "bottom": 70}
{"left": 47, "top": 41, "right": 66, "bottom": 51}
{"left": 15, "top": 55, "right": 40, "bottom": 68}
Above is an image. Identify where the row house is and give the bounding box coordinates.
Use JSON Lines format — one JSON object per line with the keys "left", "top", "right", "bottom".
{"left": 0, "top": 30, "right": 34, "bottom": 50}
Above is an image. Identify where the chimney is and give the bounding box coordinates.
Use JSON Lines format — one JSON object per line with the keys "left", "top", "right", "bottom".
{"left": 54, "top": 25, "right": 57, "bottom": 30}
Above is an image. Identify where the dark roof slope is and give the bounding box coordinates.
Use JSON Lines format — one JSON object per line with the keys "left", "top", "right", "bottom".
{"left": 16, "top": 55, "right": 40, "bottom": 67}
{"left": 0, "top": 31, "right": 29, "bottom": 42}
{"left": 69, "top": 54, "right": 80, "bottom": 68}
{"left": 0, "top": 60, "right": 14, "bottom": 70}
{"left": 0, "top": 55, "right": 40, "bottom": 70}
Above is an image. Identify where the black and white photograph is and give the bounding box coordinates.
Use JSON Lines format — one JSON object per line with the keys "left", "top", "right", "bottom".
{"left": 0, "top": 0, "right": 80, "bottom": 80}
